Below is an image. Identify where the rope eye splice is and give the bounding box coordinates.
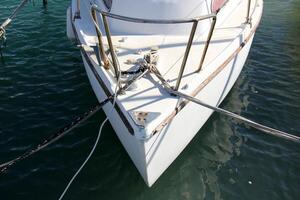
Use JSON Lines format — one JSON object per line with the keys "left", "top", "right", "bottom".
{"left": 0, "top": 26, "right": 7, "bottom": 57}
{"left": 0, "top": 0, "right": 36, "bottom": 55}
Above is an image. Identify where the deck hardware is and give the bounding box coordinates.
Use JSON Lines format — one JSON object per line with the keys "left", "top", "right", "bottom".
{"left": 130, "top": 111, "right": 161, "bottom": 129}
{"left": 125, "top": 58, "right": 138, "bottom": 65}
{"left": 134, "top": 111, "right": 149, "bottom": 127}
{"left": 144, "top": 50, "right": 159, "bottom": 68}
{"left": 90, "top": 4, "right": 216, "bottom": 89}
{"left": 135, "top": 49, "right": 143, "bottom": 55}
{"left": 181, "top": 84, "right": 188, "bottom": 90}
{"left": 119, "top": 37, "right": 127, "bottom": 42}
{"left": 150, "top": 46, "right": 159, "bottom": 52}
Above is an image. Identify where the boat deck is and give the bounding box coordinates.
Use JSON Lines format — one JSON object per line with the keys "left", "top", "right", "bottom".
{"left": 75, "top": 0, "right": 261, "bottom": 137}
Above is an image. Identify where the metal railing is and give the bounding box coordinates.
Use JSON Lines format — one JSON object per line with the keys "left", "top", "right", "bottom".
{"left": 82, "top": 0, "right": 254, "bottom": 91}
{"left": 90, "top": 4, "right": 216, "bottom": 91}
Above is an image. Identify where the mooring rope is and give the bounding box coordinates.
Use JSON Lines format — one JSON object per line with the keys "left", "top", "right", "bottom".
{"left": 0, "top": 100, "right": 109, "bottom": 173}
{"left": 148, "top": 65, "right": 300, "bottom": 143}
{"left": 59, "top": 117, "right": 108, "bottom": 200}
{"left": 0, "top": 0, "right": 30, "bottom": 39}
{"left": 58, "top": 52, "right": 124, "bottom": 200}
{"left": 0, "top": 0, "right": 31, "bottom": 55}
{"left": 0, "top": 60, "right": 149, "bottom": 173}
{"left": 58, "top": 83, "right": 118, "bottom": 200}
{"left": 0, "top": 25, "right": 7, "bottom": 55}
{"left": 169, "top": 89, "right": 300, "bottom": 143}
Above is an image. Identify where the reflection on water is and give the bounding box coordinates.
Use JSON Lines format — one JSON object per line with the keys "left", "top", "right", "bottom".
{"left": 147, "top": 80, "right": 248, "bottom": 200}
{"left": 182, "top": 77, "right": 247, "bottom": 200}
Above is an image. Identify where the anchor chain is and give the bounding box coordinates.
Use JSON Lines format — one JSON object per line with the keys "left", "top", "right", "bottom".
{"left": 0, "top": 59, "right": 149, "bottom": 173}
{"left": 0, "top": 101, "right": 109, "bottom": 173}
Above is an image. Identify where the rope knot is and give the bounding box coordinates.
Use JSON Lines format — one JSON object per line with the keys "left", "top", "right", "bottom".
{"left": 0, "top": 26, "right": 6, "bottom": 39}
{"left": 0, "top": 26, "right": 7, "bottom": 50}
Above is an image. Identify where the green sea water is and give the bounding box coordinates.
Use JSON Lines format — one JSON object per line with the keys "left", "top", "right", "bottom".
{"left": 0, "top": 0, "right": 299, "bottom": 199}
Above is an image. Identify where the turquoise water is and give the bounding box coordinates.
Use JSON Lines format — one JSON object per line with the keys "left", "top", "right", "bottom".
{"left": 0, "top": 0, "right": 299, "bottom": 199}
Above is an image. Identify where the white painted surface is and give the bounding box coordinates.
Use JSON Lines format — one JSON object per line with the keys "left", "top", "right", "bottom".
{"left": 92, "top": 0, "right": 212, "bottom": 35}
{"left": 69, "top": 0, "right": 263, "bottom": 186}
{"left": 66, "top": 7, "right": 75, "bottom": 39}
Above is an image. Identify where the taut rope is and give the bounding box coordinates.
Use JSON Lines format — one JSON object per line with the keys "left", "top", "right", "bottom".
{"left": 148, "top": 65, "right": 300, "bottom": 143}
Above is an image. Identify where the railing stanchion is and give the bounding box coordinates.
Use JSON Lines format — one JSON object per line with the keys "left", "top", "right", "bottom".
{"left": 74, "top": 0, "right": 81, "bottom": 19}
{"left": 102, "top": 14, "right": 120, "bottom": 81}
{"left": 197, "top": 16, "right": 216, "bottom": 72}
{"left": 91, "top": 8, "right": 109, "bottom": 69}
{"left": 175, "top": 21, "right": 198, "bottom": 91}
{"left": 246, "top": 0, "right": 251, "bottom": 23}
{"left": 90, "top": 5, "right": 216, "bottom": 84}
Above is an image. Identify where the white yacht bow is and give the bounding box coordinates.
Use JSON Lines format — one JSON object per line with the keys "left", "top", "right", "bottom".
{"left": 67, "top": 0, "right": 263, "bottom": 186}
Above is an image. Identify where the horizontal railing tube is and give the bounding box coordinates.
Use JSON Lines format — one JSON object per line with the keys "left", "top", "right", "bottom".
{"left": 90, "top": 4, "right": 217, "bottom": 88}
{"left": 91, "top": 5, "right": 215, "bottom": 24}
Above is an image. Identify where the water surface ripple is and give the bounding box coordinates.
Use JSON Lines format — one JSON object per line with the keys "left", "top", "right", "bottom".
{"left": 0, "top": 0, "right": 299, "bottom": 199}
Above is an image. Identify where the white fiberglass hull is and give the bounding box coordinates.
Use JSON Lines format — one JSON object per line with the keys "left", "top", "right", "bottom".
{"left": 81, "top": 34, "right": 254, "bottom": 186}
{"left": 68, "top": 0, "right": 263, "bottom": 187}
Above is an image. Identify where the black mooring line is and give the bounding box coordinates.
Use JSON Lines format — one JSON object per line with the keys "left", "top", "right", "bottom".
{"left": 0, "top": 98, "right": 112, "bottom": 173}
